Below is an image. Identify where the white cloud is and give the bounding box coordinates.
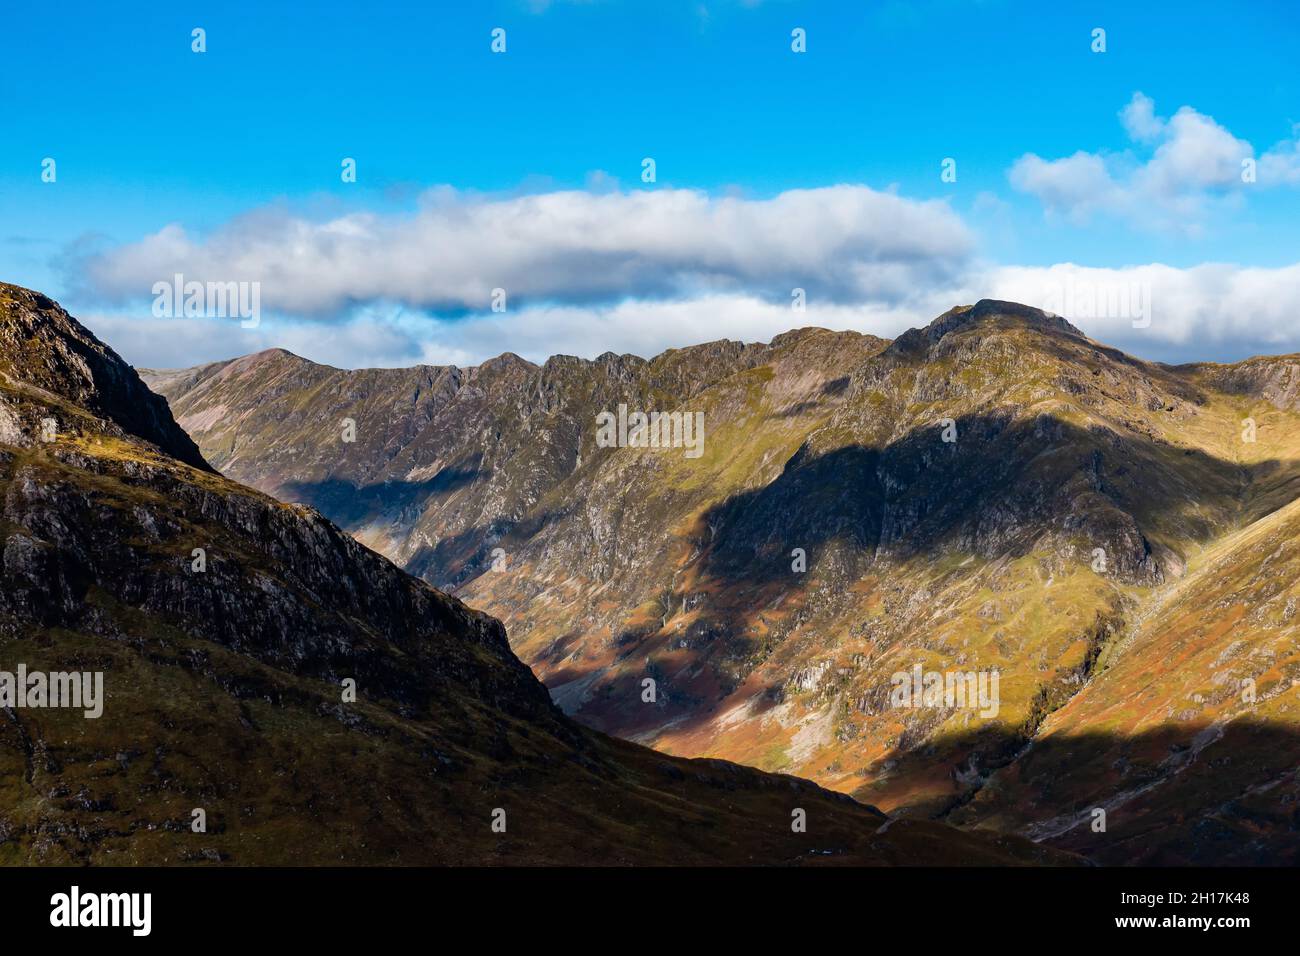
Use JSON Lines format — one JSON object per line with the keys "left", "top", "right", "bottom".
{"left": 85, "top": 292, "right": 954, "bottom": 372}
{"left": 982, "top": 261, "right": 1300, "bottom": 361}
{"left": 1010, "top": 92, "right": 1296, "bottom": 233}
{"left": 83, "top": 311, "right": 430, "bottom": 371}
{"left": 407, "top": 294, "right": 928, "bottom": 366}
{"left": 90, "top": 260, "right": 1300, "bottom": 374}
{"left": 1119, "top": 91, "right": 1164, "bottom": 143}
{"left": 61, "top": 168, "right": 1300, "bottom": 372}
{"left": 1137, "top": 105, "right": 1252, "bottom": 195}
{"left": 1260, "top": 125, "right": 1300, "bottom": 185}
{"left": 1007, "top": 151, "right": 1123, "bottom": 225}
{"left": 75, "top": 185, "right": 975, "bottom": 319}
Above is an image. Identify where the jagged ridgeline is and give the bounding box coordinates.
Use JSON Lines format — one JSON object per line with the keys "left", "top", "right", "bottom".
{"left": 146, "top": 296, "right": 1300, "bottom": 864}
{"left": 0, "top": 282, "right": 1078, "bottom": 865}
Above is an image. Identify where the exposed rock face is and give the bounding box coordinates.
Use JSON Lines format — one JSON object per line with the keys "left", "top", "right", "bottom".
{"left": 1, "top": 281, "right": 1074, "bottom": 866}
{"left": 145, "top": 297, "right": 1300, "bottom": 864}
{"left": 0, "top": 286, "right": 209, "bottom": 470}
{"left": 886, "top": 299, "right": 1086, "bottom": 358}
{"left": 1186, "top": 353, "right": 1300, "bottom": 412}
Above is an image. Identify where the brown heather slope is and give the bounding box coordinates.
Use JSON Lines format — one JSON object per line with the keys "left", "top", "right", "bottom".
{"left": 0, "top": 281, "right": 1073, "bottom": 866}
{"left": 145, "top": 298, "right": 1300, "bottom": 864}
{"left": 951, "top": 399, "right": 1300, "bottom": 864}
{"left": 140, "top": 337, "right": 781, "bottom": 585}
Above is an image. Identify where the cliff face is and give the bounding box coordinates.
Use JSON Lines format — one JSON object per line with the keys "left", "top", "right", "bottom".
{"left": 0, "top": 286, "right": 209, "bottom": 471}
{"left": 0, "top": 282, "right": 1071, "bottom": 866}
{"left": 144, "top": 297, "right": 1300, "bottom": 864}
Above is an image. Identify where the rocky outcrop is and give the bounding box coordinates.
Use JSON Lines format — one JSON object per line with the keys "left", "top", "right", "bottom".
{"left": 0, "top": 284, "right": 209, "bottom": 470}
{"left": 1, "top": 281, "right": 1075, "bottom": 866}
{"left": 1186, "top": 353, "right": 1300, "bottom": 412}
{"left": 144, "top": 293, "right": 1300, "bottom": 864}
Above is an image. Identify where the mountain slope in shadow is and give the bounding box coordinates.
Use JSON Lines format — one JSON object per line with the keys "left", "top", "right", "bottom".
{"left": 144, "top": 296, "right": 1300, "bottom": 864}
{"left": 949, "top": 493, "right": 1300, "bottom": 865}
{"left": 0, "top": 282, "right": 1077, "bottom": 866}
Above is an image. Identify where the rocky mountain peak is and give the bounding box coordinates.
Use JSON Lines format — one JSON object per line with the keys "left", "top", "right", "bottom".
{"left": 474, "top": 351, "right": 538, "bottom": 375}
{"left": 768, "top": 326, "right": 871, "bottom": 350}
{"left": 99, "top": 285, "right": 1300, "bottom": 864}
{"left": 0, "top": 280, "right": 1082, "bottom": 866}
{"left": 887, "top": 298, "right": 1087, "bottom": 359}
{"left": 0, "top": 282, "right": 210, "bottom": 470}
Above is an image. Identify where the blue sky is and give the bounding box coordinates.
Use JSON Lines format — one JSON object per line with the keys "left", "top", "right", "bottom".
{"left": 3, "top": 0, "right": 1299, "bottom": 368}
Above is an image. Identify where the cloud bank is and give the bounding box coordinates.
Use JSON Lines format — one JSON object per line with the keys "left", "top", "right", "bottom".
{"left": 77, "top": 185, "right": 975, "bottom": 318}
{"left": 89, "top": 256, "right": 1300, "bottom": 374}
{"left": 64, "top": 96, "right": 1300, "bottom": 371}
{"left": 1010, "top": 92, "right": 1300, "bottom": 234}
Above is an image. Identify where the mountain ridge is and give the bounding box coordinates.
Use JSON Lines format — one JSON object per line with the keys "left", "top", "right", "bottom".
{"left": 138, "top": 292, "right": 1300, "bottom": 863}
{"left": 1, "top": 280, "right": 1076, "bottom": 865}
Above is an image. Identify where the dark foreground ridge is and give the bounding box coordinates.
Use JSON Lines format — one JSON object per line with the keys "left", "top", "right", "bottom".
{"left": 0, "top": 281, "right": 1074, "bottom": 865}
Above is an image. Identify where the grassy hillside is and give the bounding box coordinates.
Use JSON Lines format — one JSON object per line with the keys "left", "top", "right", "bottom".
{"left": 1, "top": 281, "right": 1073, "bottom": 866}
{"left": 144, "top": 297, "right": 1300, "bottom": 863}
